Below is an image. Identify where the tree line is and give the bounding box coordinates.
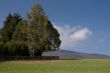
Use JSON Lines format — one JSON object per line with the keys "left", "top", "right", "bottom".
{"left": 0, "top": 2, "right": 61, "bottom": 57}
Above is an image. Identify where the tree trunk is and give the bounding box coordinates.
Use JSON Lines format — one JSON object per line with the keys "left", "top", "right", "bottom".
{"left": 34, "top": 51, "right": 42, "bottom": 57}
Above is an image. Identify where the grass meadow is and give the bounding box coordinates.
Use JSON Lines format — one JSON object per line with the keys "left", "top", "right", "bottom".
{"left": 0, "top": 59, "right": 110, "bottom": 73}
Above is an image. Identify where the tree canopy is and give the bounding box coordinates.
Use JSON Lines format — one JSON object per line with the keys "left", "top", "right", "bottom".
{"left": 27, "top": 2, "right": 61, "bottom": 56}
{"left": 0, "top": 2, "right": 61, "bottom": 57}
{"left": 0, "top": 13, "right": 22, "bottom": 41}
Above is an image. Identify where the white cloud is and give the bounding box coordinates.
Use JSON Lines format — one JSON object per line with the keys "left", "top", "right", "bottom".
{"left": 54, "top": 24, "right": 92, "bottom": 49}
{"left": 70, "top": 28, "right": 92, "bottom": 40}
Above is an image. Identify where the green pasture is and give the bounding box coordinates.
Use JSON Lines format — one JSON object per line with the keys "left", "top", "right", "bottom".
{"left": 0, "top": 59, "right": 110, "bottom": 73}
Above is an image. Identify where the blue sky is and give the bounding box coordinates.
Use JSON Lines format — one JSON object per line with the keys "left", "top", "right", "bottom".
{"left": 0, "top": 0, "right": 110, "bottom": 55}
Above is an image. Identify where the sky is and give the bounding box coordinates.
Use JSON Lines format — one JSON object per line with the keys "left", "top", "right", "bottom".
{"left": 0, "top": 0, "right": 110, "bottom": 56}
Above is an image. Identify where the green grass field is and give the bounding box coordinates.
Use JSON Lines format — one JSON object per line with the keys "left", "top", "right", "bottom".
{"left": 0, "top": 59, "right": 110, "bottom": 73}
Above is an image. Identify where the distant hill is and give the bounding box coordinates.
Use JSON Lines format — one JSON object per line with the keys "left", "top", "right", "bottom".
{"left": 43, "top": 50, "right": 110, "bottom": 59}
